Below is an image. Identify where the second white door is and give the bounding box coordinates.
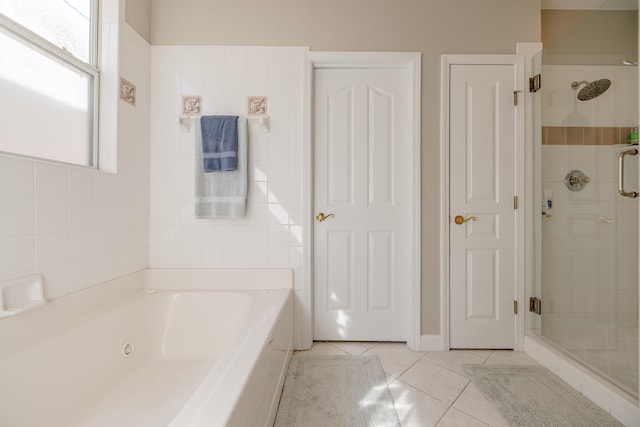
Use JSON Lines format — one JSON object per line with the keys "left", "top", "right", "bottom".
{"left": 313, "top": 67, "right": 412, "bottom": 341}
{"left": 448, "top": 59, "right": 521, "bottom": 349}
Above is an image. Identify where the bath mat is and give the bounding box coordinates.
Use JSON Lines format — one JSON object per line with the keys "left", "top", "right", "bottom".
{"left": 274, "top": 354, "right": 400, "bottom": 427}
{"left": 465, "top": 365, "right": 624, "bottom": 427}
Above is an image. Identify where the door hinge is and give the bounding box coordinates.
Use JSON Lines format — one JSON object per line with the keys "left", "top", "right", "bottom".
{"left": 513, "top": 195, "right": 518, "bottom": 210}
{"left": 529, "top": 297, "right": 542, "bottom": 315}
{"left": 529, "top": 74, "right": 541, "bottom": 93}
{"left": 513, "top": 91, "right": 521, "bottom": 106}
{"left": 514, "top": 300, "right": 518, "bottom": 315}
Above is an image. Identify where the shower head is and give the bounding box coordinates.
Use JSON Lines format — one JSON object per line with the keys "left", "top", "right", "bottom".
{"left": 570, "top": 79, "right": 611, "bottom": 101}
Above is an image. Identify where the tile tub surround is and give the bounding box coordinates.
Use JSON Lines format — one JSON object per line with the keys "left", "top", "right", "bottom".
{"left": 149, "top": 45, "right": 306, "bottom": 347}
{"left": 0, "top": 22, "right": 150, "bottom": 301}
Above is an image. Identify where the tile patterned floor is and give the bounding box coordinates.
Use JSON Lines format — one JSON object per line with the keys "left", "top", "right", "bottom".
{"left": 297, "top": 342, "right": 541, "bottom": 427}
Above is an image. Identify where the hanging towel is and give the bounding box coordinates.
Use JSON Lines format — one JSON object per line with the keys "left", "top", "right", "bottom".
{"left": 195, "top": 117, "right": 247, "bottom": 218}
{"left": 200, "top": 115, "right": 239, "bottom": 172}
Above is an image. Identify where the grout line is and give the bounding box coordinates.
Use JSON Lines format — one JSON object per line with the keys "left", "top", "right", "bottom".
{"left": 390, "top": 348, "right": 428, "bottom": 380}
{"left": 422, "top": 352, "right": 488, "bottom": 378}
{"left": 482, "top": 350, "right": 495, "bottom": 365}
{"left": 322, "top": 341, "right": 349, "bottom": 355}
{"left": 433, "top": 379, "right": 474, "bottom": 427}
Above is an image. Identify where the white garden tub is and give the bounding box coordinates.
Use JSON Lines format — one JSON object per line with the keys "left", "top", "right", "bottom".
{"left": 0, "top": 269, "right": 293, "bottom": 427}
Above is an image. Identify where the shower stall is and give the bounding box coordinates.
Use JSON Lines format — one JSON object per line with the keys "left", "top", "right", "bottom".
{"left": 533, "top": 1, "right": 639, "bottom": 398}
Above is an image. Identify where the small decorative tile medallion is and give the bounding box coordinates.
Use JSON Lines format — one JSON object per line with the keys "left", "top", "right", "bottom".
{"left": 182, "top": 96, "right": 202, "bottom": 115}
{"left": 248, "top": 96, "right": 267, "bottom": 116}
{"left": 119, "top": 77, "right": 136, "bottom": 105}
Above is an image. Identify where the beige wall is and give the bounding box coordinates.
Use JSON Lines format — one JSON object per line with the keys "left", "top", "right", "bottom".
{"left": 149, "top": 0, "right": 541, "bottom": 335}
{"left": 542, "top": 9, "right": 638, "bottom": 64}
{"left": 125, "top": 0, "right": 152, "bottom": 42}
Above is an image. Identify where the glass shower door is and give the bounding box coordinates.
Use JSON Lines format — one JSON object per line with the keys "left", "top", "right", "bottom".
{"left": 535, "top": 0, "right": 639, "bottom": 398}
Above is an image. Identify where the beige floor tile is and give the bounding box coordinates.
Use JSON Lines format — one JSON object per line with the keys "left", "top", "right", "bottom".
{"left": 386, "top": 373, "right": 397, "bottom": 385}
{"left": 453, "top": 383, "right": 509, "bottom": 427}
{"left": 467, "top": 350, "right": 494, "bottom": 360}
{"left": 298, "top": 342, "right": 348, "bottom": 356}
{"left": 399, "top": 358, "right": 469, "bottom": 404}
{"left": 437, "top": 408, "right": 491, "bottom": 427}
{"left": 281, "top": 347, "right": 628, "bottom": 426}
{"left": 484, "top": 350, "right": 538, "bottom": 366}
{"left": 329, "top": 341, "right": 378, "bottom": 355}
{"left": 388, "top": 379, "right": 450, "bottom": 427}
{"left": 364, "top": 342, "right": 425, "bottom": 377}
{"left": 424, "top": 350, "right": 487, "bottom": 377}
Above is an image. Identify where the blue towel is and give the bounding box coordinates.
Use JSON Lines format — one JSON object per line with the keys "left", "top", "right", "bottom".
{"left": 195, "top": 118, "right": 248, "bottom": 218}
{"left": 200, "top": 115, "right": 239, "bottom": 172}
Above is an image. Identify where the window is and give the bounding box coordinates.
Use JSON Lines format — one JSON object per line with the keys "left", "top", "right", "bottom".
{"left": 0, "top": 0, "right": 98, "bottom": 167}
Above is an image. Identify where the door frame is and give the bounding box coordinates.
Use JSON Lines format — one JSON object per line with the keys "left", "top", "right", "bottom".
{"left": 440, "top": 54, "right": 526, "bottom": 351}
{"left": 302, "top": 51, "right": 422, "bottom": 350}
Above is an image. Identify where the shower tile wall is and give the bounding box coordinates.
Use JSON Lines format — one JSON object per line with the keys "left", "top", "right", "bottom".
{"left": 542, "top": 65, "right": 637, "bottom": 128}
{"left": 541, "top": 140, "right": 638, "bottom": 394}
{"left": 540, "top": 64, "right": 639, "bottom": 394}
{"left": 148, "top": 46, "right": 306, "bottom": 347}
{"left": 0, "top": 22, "right": 151, "bottom": 300}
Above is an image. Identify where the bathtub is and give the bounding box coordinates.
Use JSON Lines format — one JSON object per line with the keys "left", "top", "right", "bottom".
{"left": 0, "top": 269, "right": 293, "bottom": 427}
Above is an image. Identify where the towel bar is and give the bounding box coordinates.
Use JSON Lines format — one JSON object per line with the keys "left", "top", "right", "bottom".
{"left": 180, "top": 115, "right": 270, "bottom": 133}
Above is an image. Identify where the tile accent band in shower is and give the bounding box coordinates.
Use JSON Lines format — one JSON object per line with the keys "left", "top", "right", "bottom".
{"left": 542, "top": 126, "right": 636, "bottom": 145}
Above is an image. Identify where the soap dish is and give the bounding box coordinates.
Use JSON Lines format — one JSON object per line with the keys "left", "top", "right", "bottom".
{"left": 0, "top": 274, "right": 46, "bottom": 318}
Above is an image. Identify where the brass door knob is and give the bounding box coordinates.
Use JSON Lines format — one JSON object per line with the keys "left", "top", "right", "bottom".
{"left": 454, "top": 215, "right": 477, "bottom": 225}
{"left": 315, "top": 212, "right": 335, "bottom": 222}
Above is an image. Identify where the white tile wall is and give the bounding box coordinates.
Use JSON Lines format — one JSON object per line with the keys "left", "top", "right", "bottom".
{"left": 542, "top": 65, "right": 638, "bottom": 128}
{"left": 531, "top": 58, "right": 639, "bottom": 419}
{"left": 0, "top": 18, "right": 150, "bottom": 301}
{"left": 540, "top": 144, "right": 638, "bottom": 393}
{"left": 149, "top": 45, "right": 307, "bottom": 348}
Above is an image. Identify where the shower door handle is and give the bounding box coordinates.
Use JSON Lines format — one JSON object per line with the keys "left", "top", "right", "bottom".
{"left": 617, "top": 148, "right": 638, "bottom": 198}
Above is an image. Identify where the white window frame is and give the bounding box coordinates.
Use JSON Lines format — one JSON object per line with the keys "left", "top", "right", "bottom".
{"left": 0, "top": 1, "right": 100, "bottom": 167}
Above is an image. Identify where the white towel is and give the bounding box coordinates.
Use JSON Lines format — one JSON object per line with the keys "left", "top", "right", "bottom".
{"left": 194, "top": 117, "right": 247, "bottom": 218}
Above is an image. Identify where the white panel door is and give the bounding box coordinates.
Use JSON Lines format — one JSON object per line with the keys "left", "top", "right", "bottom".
{"left": 449, "top": 63, "right": 518, "bottom": 349}
{"left": 313, "top": 68, "right": 411, "bottom": 341}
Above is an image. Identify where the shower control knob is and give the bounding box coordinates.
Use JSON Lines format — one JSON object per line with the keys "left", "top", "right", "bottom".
{"left": 564, "top": 170, "right": 590, "bottom": 192}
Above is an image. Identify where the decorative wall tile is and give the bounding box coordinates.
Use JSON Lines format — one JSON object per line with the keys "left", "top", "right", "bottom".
{"left": 119, "top": 76, "right": 136, "bottom": 105}
{"left": 182, "top": 95, "right": 202, "bottom": 115}
{"left": 248, "top": 96, "right": 267, "bottom": 115}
